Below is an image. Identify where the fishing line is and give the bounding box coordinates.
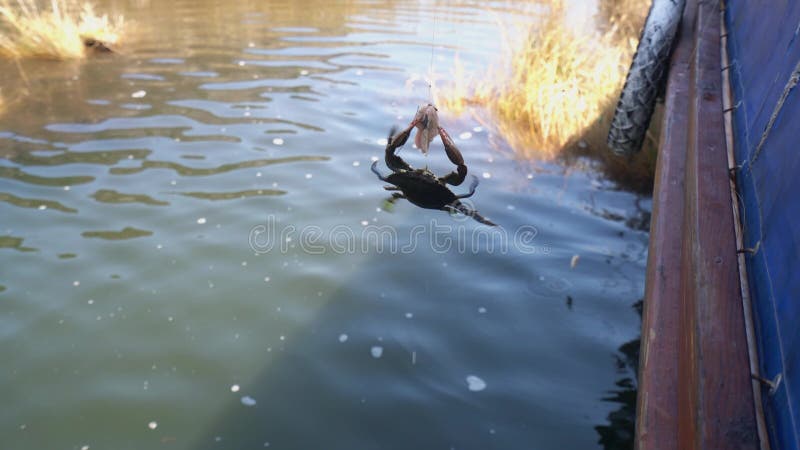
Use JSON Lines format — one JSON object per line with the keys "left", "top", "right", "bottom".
{"left": 427, "top": 3, "right": 437, "bottom": 102}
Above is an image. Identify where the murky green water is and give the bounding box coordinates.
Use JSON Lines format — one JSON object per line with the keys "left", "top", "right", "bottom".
{"left": 0, "top": 1, "right": 648, "bottom": 449}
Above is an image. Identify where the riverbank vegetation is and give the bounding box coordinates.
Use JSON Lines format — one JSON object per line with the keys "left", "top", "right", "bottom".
{"left": 0, "top": 0, "right": 124, "bottom": 59}
{"left": 435, "top": 0, "right": 656, "bottom": 191}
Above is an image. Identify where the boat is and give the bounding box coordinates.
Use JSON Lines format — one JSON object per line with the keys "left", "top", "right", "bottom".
{"left": 622, "top": 0, "right": 799, "bottom": 448}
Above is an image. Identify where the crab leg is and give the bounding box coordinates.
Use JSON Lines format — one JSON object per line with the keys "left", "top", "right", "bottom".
{"left": 456, "top": 175, "right": 480, "bottom": 199}
{"left": 448, "top": 202, "right": 497, "bottom": 227}
{"left": 370, "top": 160, "right": 389, "bottom": 181}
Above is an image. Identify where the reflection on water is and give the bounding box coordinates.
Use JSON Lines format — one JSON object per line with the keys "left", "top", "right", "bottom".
{"left": 81, "top": 226, "right": 153, "bottom": 240}
{"left": 0, "top": 235, "right": 36, "bottom": 252}
{"left": 0, "top": 1, "right": 647, "bottom": 449}
{"left": 596, "top": 300, "right": 642, "bottom": 450}
{"left": 177, "top": 188, "right": 286, "bottom": 200}
{"left": 91, "top": 189, "right": 169, "bottom": 205}
{"left": 0, "top": 191, "right": 77, "bottom": 212}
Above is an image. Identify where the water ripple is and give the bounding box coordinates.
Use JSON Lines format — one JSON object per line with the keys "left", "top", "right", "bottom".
{"left": 109, "top": 155, "right": 329, "bottom": 176}
{"left": 0, "top": 166, "right": 94, "bottom": 186}
{"left": 91, "top": 189, "right": 169, "bottom": 206}
{"left": 0, "top": 192, "right": 77, "bottom": 213}
{"left": 81, "top": 227, "right": 154, "bottom": 240}
{"left": 176, "top": 189, "right": 286, "bottom": 200}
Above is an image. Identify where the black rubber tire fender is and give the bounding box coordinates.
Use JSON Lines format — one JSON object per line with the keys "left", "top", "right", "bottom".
{"left": 607, "top": 0, "right": 686, "bottom": 156}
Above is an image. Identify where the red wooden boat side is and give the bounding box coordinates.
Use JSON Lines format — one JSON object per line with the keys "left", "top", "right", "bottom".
{"left": 635, "top": 0, "right": 694, "bottom": 447}
{"left": 637, "top": 0, "right": 759, "bottom": 449}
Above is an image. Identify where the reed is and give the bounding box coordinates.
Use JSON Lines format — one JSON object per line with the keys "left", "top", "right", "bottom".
{"left": 435, "top": 0, "right": 650, "bottom": 158}
{"left": 0, "top": 0, "right": 124, "bottom": 59}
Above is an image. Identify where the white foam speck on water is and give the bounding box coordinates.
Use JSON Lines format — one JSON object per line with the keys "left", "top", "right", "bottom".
{"left": 527, "top": 174, "right": 534, "bottom": 180}
{"left": 256, "top": 171, "right": 262, "bottom": 177}
{"left": 263, "top": 276, "right": 270, "bottom": 282}
{"left": 405, "top": 312, "right": 413, "bottom": 319}
{"left": 473, "top": 126, "right": 484, "bottom": 133}
{"left": 279, "top": 335, "right": 285, "bottom": 341}
{"left": 81, "top": 446, "right": 90, "bottom": 450}
{"left": 458, "top": 131, "right": 472, "bottom": 140}
{"left": 170, "top": 180, "right": 177, "bottom": 185}
{"left": 264, "top": 442, "right": 270, "bottom": 447}
{"left": 272, "top": 138, "right": 284, "bottom": 145}
{"left": 131, "top": 90, "right": 146, "bottom": 98}
{"left": 197, "top": 217, "right": 207, "bottom": 224}
{"left": 352, "top": 161, "right": 360, "bottom": 167}
{"left": 305, "top": 173, "right": 313, "bottom": 179}
{"left": 231, "top": 384, "right": 240, "bottom": 392}
{"left": 376, "top": 138, "right": 388, "bottom": 146}
{"left": 156, "top": 244, "right": 163, "bottom": 249}
{"left": 241, "top": 396, "right": 257, "bottom": 406}
{"left": 355, "top": 70, "right": 364, "bottom": 76}
{"left": 72, "top": 281, "right": 80, "bottom": 287}
{"left": 507, "top": 205, "right": 516, "bottom": 210}
{"left": 38, "top": 205, "right": 46, "bottom": 210}
{"left": 370, "top": 156, "right": 379, "bottom": 162}
{"left": 148, "top": 421, "right": 158, "bottom": 430}
{"left": 478, "top": 307, "right": 487, "bottom": 314}
{"left": 360, "top": 220, "right": 369, "bottom": 226}
{"left": 338, "top": 334, "right": 348, "bottom": 343}
{"left": 370, "top": 346, "right": 383, "bottom": 358}
{"left": 63, "top": 186, "right": 70, "bottom": 191}
{"left": 482, "top": 172, "right": 492, "bottom": 179}
{"left": 87, "top": 299, "right": 94, "bottom": 305}
{"left": 466, "top": 375, "right": 487, "bottom": 392}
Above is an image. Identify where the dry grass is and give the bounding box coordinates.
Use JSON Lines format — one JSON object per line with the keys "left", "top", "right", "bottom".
{"left": 0, "top": 0, "right": 124, "bottom": 59}
{"left": 435, "top": 0, "right": 650, "bottom": 159}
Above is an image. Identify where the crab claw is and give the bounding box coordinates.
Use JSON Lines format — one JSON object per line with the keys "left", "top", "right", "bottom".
{"left": 384, "top": 127, "right": 413, "bottom": 172}
{"left": 387, "top": 124, "right": 412, "bottom": 150}
{"left": 438, "top": 127, "right": 465, "bottom": 166}
{"left": 413, "top": 104, "right": 439, "bottom": 154}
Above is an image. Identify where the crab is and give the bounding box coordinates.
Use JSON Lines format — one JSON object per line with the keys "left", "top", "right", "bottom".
{"left": 384, "top": 103, "right": 468, "bottom": 186}
{"left": 370, "top": 105, "right": 495, "bottom": 226}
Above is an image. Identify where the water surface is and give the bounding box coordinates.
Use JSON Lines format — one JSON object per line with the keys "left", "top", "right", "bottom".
{"left": 0, "top": 1, "right": 647, "bottom": 449}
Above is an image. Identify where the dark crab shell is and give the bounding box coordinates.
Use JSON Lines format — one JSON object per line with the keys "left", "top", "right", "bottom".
{"left": 383, "top": 169, "right": 460, "bottom": 210}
